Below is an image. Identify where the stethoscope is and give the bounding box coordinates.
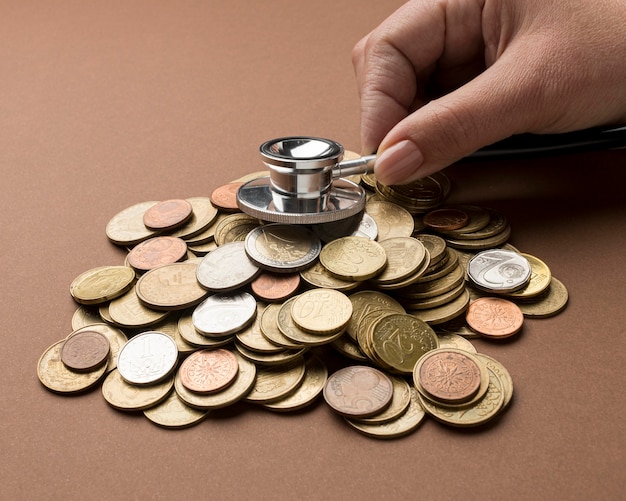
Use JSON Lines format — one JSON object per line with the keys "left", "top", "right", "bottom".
{"left": 236, "top": 125, "right": 626, "bottom": 225}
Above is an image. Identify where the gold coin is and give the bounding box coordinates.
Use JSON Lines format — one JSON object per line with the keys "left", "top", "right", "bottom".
{"left": 374, "top": 250, "right": 431, "bottom": 290}
{"left": 409, "top": 289, "right": 470, "bottom": 325}
{"left": 150, "top": 315, "right": 197, "bottom": 355}
{"left": 259, "top": 302, "right": 304, "bottom": 349}
{"left": 277, "top": 297, "right": 346, "bottom": 347}
{"left": 399, "top": 264, "right": 464, "bottom": 299}
{"left": 330, "top": 334, "right": 369, "bottom": 362}
{"left": 516, "top": 276, "right": 569, "bottom": 318}
{"left": 506, "top": 253, "right": 552, "bottom": 299}
{"left": 235, "top": 303, "right": 286, "bottom": 353}
{"left": 300, "top": 260, "right": 359, "bottom": 292}
{"left": 244, "top": 357, "right": 307, "bottom": 404}
{"left": 290, "top": 289, "right": 352, "bottom": 335}
{"left": 319, "top": 236, "right": 387, "bottom": 281}
{"left": 365, "top": 200, "right": 414, "bottom": 239}
{"left": 187, "top": 240, "right": 218, "bottom": 256}
{"left": 416, "top": 247, "right": 459, "bottom": 282}
{"left": 71, "top": 305, "right": 103, "bottom": 330}
{"left": 214, "top": 213, "right": 261, "bottom": 246}
{"left": 169, "top": 197, "right": 219, "bottom": 240}
{"left": 136, "top": 261, "right": 209, "bottom": 310}
{"left": 445, "top": 224, "right": 512, "bottom": 250}
{"left": 101, "top": 369, "right": 174, "bottom": 411}
{"left": 402, "top": 281, "right": 466, "bottom": 310}
{"left": 143, "top": 390, "right": 209, "bottom": 429}
{"left": 369, "top": 237, "right": 427, "bottom": 286}
{"left": 70, "top": 265, "right": 135, "bottom": 305}
{"left": 105, "top": 201, "right": 159, "bottom": 246}
{"left": 108, "top": 287, "right": 170, "bottom": 328}
{"left": 414, "top": 234, "right": 447, "bottom": 266}
{"left": 436, "top": 333, "right": 477, "bottom": 353}
{"left": 234, "top": 342, "right": 309, "bottom": 366}
{"left": 353, "top": 374, "right": 412, "bottom": 425}
{"left": 474, "top": 353, "right": 514, "bottom": 408}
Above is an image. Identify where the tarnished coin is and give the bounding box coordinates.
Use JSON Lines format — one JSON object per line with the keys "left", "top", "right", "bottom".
{"left": 244, "top": 357, "right": 307, "bottom": 404}
{"left": 323, "top": 365, "right": 394, "bottom": 418}
{"left": 196, "top": 241, "right": 261, "bottom": 291}
{"left": 244, "top": 224, "right": 321, "bottom": 273}
{"left": 61, "top": 330, "right": 110, "bottom": 372}
{"left": 319, "top": 236, "right": 387, "bottom": 281}
{"left": 127, "top": 236, "right": 188, "bottom": 271}
{"left": 143, "top": 199, "right": 193, "bottom": 231}
{"left": 210, "top": 182, "right": 244, "bottom": 211}
{"left": 178, "top": 349, "right": 239, "bottom": 393}
{"left": 467, "top": 249, "right": 531, "bottom": 293}
{"left": 290, "top": 289, "right": 353, "bottom": 335}
{"left": 70, "top": 266, "right": 135, "bottom": 305}
{"left": 68, "top": 323, "right": 127, "bottom": 373}
{"left": 250, "top": 272, "right": 300, "bottom": 302}
{"left": 423, "top": 208, "right": 469, "bottom": 231}
{"left": 143, "top": 390, "right": 209, "bottom": 429}
{"left": 117, "top": 331, "right": 178, "bottom": 385}
{"left": 370, "top": 237, "right": 427, "bottom": 285}
{"left": 192, "top": 291, "right": 257, "bottom": 336}
{"left": 466, "top": 297, "right": 524, "bottom": 338}
{"left": 516, "top": 276, "right": 569, "bottom": 318}
{"left": 106, "top": 200, "right": 159, "bottom": 245}
{"left": 169, "top": 197, "right": 219, "bottom": 240}
{"left": 365, "top": 200, "right": 414, "bottom": 239}
{"left": 136, "top": 261, "right": 208, "bottom": 310}
{"left": 102, "top": 369, "right": 174, "bottom": 411}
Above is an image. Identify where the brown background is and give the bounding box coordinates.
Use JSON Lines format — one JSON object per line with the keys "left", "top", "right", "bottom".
{"left": 1, "top": 1, "right": 625, "bottom": 499}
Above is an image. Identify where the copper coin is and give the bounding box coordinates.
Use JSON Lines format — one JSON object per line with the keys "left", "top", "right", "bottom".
{"left": 323, "top": 365, "right": 393, "bottom": 418}
{"left": 250, "top": 272, "right": 300, "bottom": 301}
{"left": 61, "top": 330, "right": 110, "bottom": 372}
{"left": 466, "top": 297, "right": 524, "bottom": 338}
{"left": 210, "top": 182, "right": 244, "bottom": 211}
{"left": 417, "top": 350, "right": 482, "bottom": 404}
{"left": 179, "top": 349, "right": 239, "bottom": 393}
{"left": 143, "top": 199, "right": 193, "bottom": 230}
{"left": 127, "top": 236, "right": 188, "bottom": 271}
{"left": 423, "top": 208, "right": 469, "bottom": 231}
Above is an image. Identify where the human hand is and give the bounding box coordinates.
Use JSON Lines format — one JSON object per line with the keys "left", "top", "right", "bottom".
{"left": 352, "top": 0, "right": 626, "bottom": 185}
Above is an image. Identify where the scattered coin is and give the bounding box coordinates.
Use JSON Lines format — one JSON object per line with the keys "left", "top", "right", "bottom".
{"left": 178, "top": 349, "right": 239, "bottom": 393}
{"left": 192, "top": 292, "right": 257, "bottom": 336}
{"left": 467, "top": 249, "right": 531, "bottom": 293}
{"left": 70, "top": 266, "right": 135, "bottom": 305}
{"left": 143, "top": 199, "right": 193, "bottom": 231}
{"left": 210, "top": 182, "right": 244, "bottom": 211}
{"left": 105, "top": 200, "right": 159, "bottom": 245}
{"left": 196, "top": 241, "right": 261, "bottom": 291}
{"left": 126, "top": 236, "right": 188, "bottom": 271}
{"left": 466, "top": 297, "right": 524, "bottom": 339}
{"left": 290, "top": 288, "right": 352, "bottom": 335}
{"left": 117, "top": 331, "right": 179, "bottom": 385}
{"left": 319, "top": 236, "right": 387, "bottom": 281}
{"left": 60, "top": 330, "right": 110, "bottom": 372}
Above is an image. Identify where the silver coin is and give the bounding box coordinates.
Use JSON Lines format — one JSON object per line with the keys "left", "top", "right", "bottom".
{"left": 244, "top": 223, "right": 321, "bottom": 273}
{"left": 117, "top": 331, "right": 178, "bottom": 385}
{"left": 352, "top": 212, "right": 378, "bottom": 240}
{"left": 192, "top": 292, "right": 257, "bottom": 336}
{"left": 196, "top": 241, "right": 261, "bottom": 291}
{"left": 467, "top": 249, "right": 531, "bottom": 293}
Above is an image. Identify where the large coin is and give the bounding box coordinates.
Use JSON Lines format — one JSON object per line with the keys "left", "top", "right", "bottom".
{"left": 105, "top": 200, "right": 159, "bottom": 245}
{"left": 117, "top": 331, "right": 178, "bottom": 385}
{"left": 290, "top": 288, "right": 353, "bottom": 335}
{"left": 126, "top": 236, "right": 188, "bottom": 272}
{"left": 319, "top": 236, "right": 387, "bottom": 281}
{"left": 136, "top": 261, "right": 209, "bottom": 310}
{"left": 70, "top": 266, "right": 135, "bottom": 305}
{"left": 467, "top": 249, "right": 531, "bottom": 293}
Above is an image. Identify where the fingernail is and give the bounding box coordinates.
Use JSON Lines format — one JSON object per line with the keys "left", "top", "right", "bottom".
{"left": 374, "top": 140, "right": 423, "bottom": 185}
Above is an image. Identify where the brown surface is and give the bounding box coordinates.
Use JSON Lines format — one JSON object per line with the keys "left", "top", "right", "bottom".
{"left": 1, "top": 1, "right": 625, "bottom": 499}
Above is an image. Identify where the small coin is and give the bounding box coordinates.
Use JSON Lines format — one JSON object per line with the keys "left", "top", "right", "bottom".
{"left": 250, "top": 272, "right": 300, "bottom": 302}
{"left": 70, "top": 266, "right": 135, "bottom": 305}
{"left": 244, "top": 223, "right": 322, "bottom": 273}
{"left": 136, "top": 261, "right": 209, "bottom": 310}
{"left": 142, "top": 199, "right": 193, "bottom": 231}
{"left": 117, "top": 331, "right": 179, "bottom": 385}
{"left": 101, "top": 369, "right": 174, "bottom": 411}
{"left": 210, "top": 182, "right": 244, "bottom": 211}
{"left": 516, "top": 276, "right": 569, "bottom": 318}
{"left": 178, "top": 349, "right": 239, "bottom": 393}
{"left": 347, "top": 290, "right": 405, "bottom": 342}
{"left": 319, "top": 236, "right": 387, "bottom": 281}
{"left": 69, "top": 323, "right": 127, "bottom": 373}
{"left": 408, "top": 289, "right": 470, "bottom": 325}
{"left": 106, "top": 201, "right": 159, "bottom": 245}
{"left": 466, "top": 297, "right": 524, "bottom": 338}
{"left": 290, "top": 289, "right": 353, "bottom": 335}
{"left": 467, "top": 249, "right": 532, "bottom": 293}
{"left": 423, "top": 208, "right": 469, "bottom": 231}
{"left": 126, "top": 236, "right": 188, "bottom": 271}
{"left": 60, "top": 330, "right": 110, "bottom": 372}
{"left": 192, "top": 291, "right": 257, "bottom": 336}
{"left": 277, "top": 297, "right": 346, "bottom": 346}
{"left": 414, "top": 234, "right": 447, "bottom": 266}
{"left": 506, "top": 253, "right": 552, "bottom": 299}
{"left": 323, "top": 365, "right": 394, "bottom": 418}
{"left": 177, "top": 312, "right": 233, "bottom": 348}
{"left": 196, "top": 241, "right": 261, "bottom": 292}
{"left": 143, "top": 390, "right": 209, "bottom": 429}
{"left": 244, "top": 357, "right": 307, "bottom": 404}
{"left": 214, "top": 213, "right": 262, "bottom": 246}
{"left": 354, "top": 212, "right": 378, "bottom": 240}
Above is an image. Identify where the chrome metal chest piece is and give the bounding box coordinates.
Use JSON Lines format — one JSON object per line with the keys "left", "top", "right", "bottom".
{"left": 236, "top": 137, "right": 375, "bottom": 224}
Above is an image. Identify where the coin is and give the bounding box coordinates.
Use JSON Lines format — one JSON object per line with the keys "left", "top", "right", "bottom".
{"left": 235, "top": 342, "right": 309, "bottom": 366}
{"left": 178, "top": 349, "right": 239, "bottom": 393}
{"left": 107, "top": 288, "right": 170, "bottom": 328}
{"left": 169, "top": 197, "right": 219, "bottom": 240}
{"left": 142, "top": 199, "right": 193, "bottom": 231}
{"left": 71, "top": 306, "right": 102, "bottom": 330}
{"left": 467, "top": 249, "right": 531, "bottom": 293}
{"left": 244, "top": 223, "right": 321, "bottom": 273}
{"left": 177, "top": 312, "right": 233, "bottom": 348}
{"left": 250, "top": 272, "right": 300, "bottom": 302}
{"left": 70, "top": 265, "right": 135, "bottom": 305}
{"left": 116, "top": 331, "right": 179, "bottom": 385}
{"left": 364, "top": 200, "right": 414, "bottom": 239}
{"left": 136, "top": 261, "right": 208, "bottom": 310}
{"left": 106, "top": 201, "right": 159, "bottom": 245}
{"left": 474, "top": 353, "right": 514, "bottom": 407}
{"left": 214, "top": 213, "right": 262, "bottom": 246}
{"left": 244, "top": 357, "right": 307, "bottom": 404}
{"left": 149, "top": 315, "right": 197, "bottom": 355}
{"left": 69, "top": 323, "right": 127, "bottom": 373}
{"left": 319, "top": 236, "right": 387, "bottom": 281}
{"left": 60, "top": 330, "right": 110, "bottom": 372}
{"left": 347, "top": 290, "right": 405, "bottom": 342}
{"left": 277, "top": 297, "right": 346, "bottom": 347}
{"left": 330, "top": 334, "right": 369, "bottom": 362}
{"left": 436, "top": 333, "right": 477, "bottom": 353}
{"left": 210, "top": 182, "right": 244, "bottom": 211}
{"left": 126, "top": 236, "right": 188, "bottom": 271}
{"left": 192, "top": 291, "right": 257, "bottom": 336}
{"left": 299, "top": 260, "right": 359, "bottom": 292}
{"left": 143, "top": 390, "right": 209, "bottom": 429}
{"left": 435, "top": 205, "right": 491, "bottom": 236}
{"left": 323, "top": 365, "right": 393, "bottom": 418}
{"left": 102, "top": 369, "right": 174, "bottom": 411}
{"left": 353, "top": 374, "right": 412, "bottom": 425}
{"left": 290, "top": 289, "right": 353, "bottom": 335}
{"left": 196, "top": 241, "right": 261, "bottom": 291}
{"left": 414, "top": 234, "right": 447, "bottom": 266}
{"left": 369, "top": 237, "right": 427, "bottom": 285}
{"left": 516, "top": 276, "right": 569, "bottom": 318}
{"left": 423, "top": 208, "right": 469, "bottom": 231}
{"left": 466, "top": 297, "right": 524, "bottom": 338}
{"left": 259, "top": 302, "right": 304, "bottom": 349}
{"left": 235, "top": 303, "right": 285, "bottom": 353}
{"left": 408, "top": 289, "right": 470, "bottom": 325}
{"left": 506, "top": 253, "right": 552, "bottom": 299}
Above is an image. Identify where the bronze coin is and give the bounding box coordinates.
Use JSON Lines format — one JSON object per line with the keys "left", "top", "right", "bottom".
{"left": 143, "top": 199, "right": 193, "bottom": 230}
{"left": 417, "top": 350, "right": 482, "bottom": 404}
{"left": 127, "top": 236, "right": 188, "bottom": 271}
{"left": 178, "top": 349, "right": 239, "bottom": 394}
{"left": 423, "top": 208, "right": 469, "bottom": 231}
{"left": 61, "top": 330, "right": 110, "bottom": 372}
{"left": 210, "top": 182, "right": 243, "bottom": 211}
{"left": 250, "top": 272, "right": 300, "bottom": 302}
{"left": 466, "top": 297, "right": 524, "bottom": 338}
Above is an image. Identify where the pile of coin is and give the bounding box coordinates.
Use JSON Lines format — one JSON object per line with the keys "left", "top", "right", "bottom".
{"left": 37, "top": 164, "right": 568, "bottom": 437}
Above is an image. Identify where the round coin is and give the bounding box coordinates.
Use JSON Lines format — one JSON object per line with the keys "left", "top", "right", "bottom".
{"left": 70, "top": 266, "right": 135, "bottom": 305}
{"left": 516, "top": 276, "right": 569, "bottom": 318}
{"left": 244, "top": 357, "right": 307, "bottom": 404}
{"left": 210, "top": 182, "right": 244, "bottom": 211}
{"left": 142, "top": 199, "right": 193, "bottom": 231}
{"left": 126, "top": 236, "right": 188, "bottom": 271}
{"left": 136, "top": 261, "right": 209, "bottom": 310}
{"left": 178, "top": 349, "right": 239, "bottom": 393}
{"left": 101, "top": 369, "right": 174, "bottom": 411}
{"left": 319, "top": 236, "right": 387, "bottom": 281}
{"left": 323, "top": 365, "right": 393, "bottom": 418}
{"left": 467, "top": 249, "right": 531, "bottom": 293}
{"left": 192, "top": 291, "right": 257, "bottom": 336}
{"left": 60, "top": 330, "right": 110, "bottom": 372}
{"left": 143, "top": 390, "right": 209, "bottom": 429}
{"left": 106, "top": 201, "right": 159, "bottom": 246}
{"left": 250, "top": 272, "right": 300, "bottom": 302}
{"left": 196, "top": 241, "right": 261, "bottom": 291}
{"left": 290, "top": 289, "right": 353, "bottom": 335}
{"left": 466, "top": 297, "right": 524, "bottom": 338}
{"left": 116, "top": 331, "right": 179, "bottom": 385}
{"left": 423, "top": 208, "right": 469, "bottom": 231}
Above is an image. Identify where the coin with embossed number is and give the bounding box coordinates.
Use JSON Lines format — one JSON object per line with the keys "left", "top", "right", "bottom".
{"left": 117, "top": 331, "right": 178, "bottom": 385}
{"left": 290, "top": 288, "right": 352, "bottom": 335}
{"left": 319, "top": 236, "right": 387, "bottom": 281}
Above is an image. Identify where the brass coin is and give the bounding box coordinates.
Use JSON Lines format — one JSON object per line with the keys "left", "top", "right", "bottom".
{"left": 408, "top": 289, "right": 471, "bottom": 325}
{"left": 142, "top": 199, "right": 193, "bottom": 231}
{"left": 506, "top": 253, "right": 552, "bottom": 299}
{"left": 234, "top": 342, "right": 309, "bottom": 366}
{"left": 71, "top": 306, "right": 102, "bottom": 330}
{"left": 106, "top": 201, "right": 159, "bottom": 246}
{"left": 108, "top": 288, "right": 170, "bottom": 328}
{"left": 516, "top": 276, "right": 569, "bottom": 318}
{"left": 143, "top": 390, "right": 209, "bottom": 429}
{"left": 290, "top": 289, "right": 353, "bottom": 335}
{"left": 177, "top": 312, "right": 233, "bottom": 348}
{"left": 210, "top": 182, "right": 244, "bottom": 211}
{"left": 346, "top": 290, "right": 405, "bottom": 342}
{"left": 126, "top": 236, "right": 188, "bottom": 272}
{"left": 244, "top": 357, "right": 307, "bottom": 404}
{"left": 136, "top": 261, "right": 209, "bottom": 310}
{"left": 259, "top": 302, "right": 304, "bottom": 349}
{"left": 319, "top": 236, "right": 387, "bottom": 281}
{"left": 179, "top": 349, "right": 239, "bottom": 394}
{"left": 70, "top": 265, "right": 135, "bottom": 305}
{"left": 374, "top": 249, "right": 431, "bottom": 290}
{"left": 277, "top": 297, "right": 346, "bottom": 346}
{"left": 214, "top": 213, "right": 262, "bottom": 246}
{"left": 169, "top": 197, "right": 219, "bottom": 240}
{"left": 235, "top": 303, "right": 286, "bottom": 354}
{"left": 353, "top": 374, "right": 412, "bottom": 425}
{"left": 436, "top": 333, "right": 477, "bottom": 353}
{"left": 330, "top": 334, "right": 369, "bottom": 362}
{"left": 414, "top": 234, "right": 447, "bottom": 266}
{"left": 466, "top": 297, "right": 524, "bottom": 338}
{"left": 370, "top": 237, "right": 427, "bottom": 286}
{"left": 102, "top": 369, "right": 174, "bottom": 411}
{"left": 299, "top": 260, "right": 359, "bottom": 292}
{"left": 364, "top": 200, "right": 414, "bottom": 239}
{"left": 446, "top": 224, "right": 512, "bottom": 250}
{"left": 60, "top": 330, "right": 110, "bottom": 372}
{"left": 474, "top": 353, "right": 514, "bottom": 408}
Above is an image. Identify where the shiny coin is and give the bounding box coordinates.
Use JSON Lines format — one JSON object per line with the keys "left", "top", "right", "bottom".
{"left": 414, "top": 234, "right": 447, "bottom": 266}
{"left": 177, "top": 312, "right": 233, "bottom": 348}
{"left": 106, "top": 201, "right": 159, "bottom": 246}
{"left": 136, "top": 261, "right": 208, "bottom": 310}
{"left": 299, "top": 260, "right": 359, "bottom": 292}
{"left": 244, "top": 357, "right": 307, "bottom": 404}
{"left": 506, "top": 253, "right": 552, "bottom": 299}
{"left": 408, "top": 289, "right": 471, "bottom": 325}
{"left": 423, "top": 207, "right": 469, "bottom": 231}
{"left": 467, "top": 249, "right": 531, "bottom": 293}
{"left": 244, "top": 223, "right": 321, "bottom": 273}
{"left": 353, "top": 374, "right": 412, "bottom": 425}
{"left": 323, "top": 365, "right": 393, "bottom": 418}
{"left": 169, "top": 197, "right": 219, "bottom": 240}
{"left": 365, "top": 200, "right": 414, "bottom": 239}
{"left": 70, "top": 265, "right": 135, "bottom": 305}
{"left": 516, "top": 276, "right": 569, "bottom": 318}
{"left": 214, "top": 213, "right": 262, "bottom": 246}
{"left": 354, "top": 212, "right": 378, "bottom": 240}
{"left": 290, "top": 289, "right": 352, "bottom": 335}
{"left": 142, "top": 199, "right": 193, "bottom": 231}
{"left": 475, "top": 353, "right": 514, "bottom": 407}
{"left": 192, "top": 291, "right": 257, "bottom": 336}
{"left": 466, "top": 297, "right": 524, "bottom": 338}
{"left": 71, "top": 305, "right": 102, "bottom": 330}
{"left": 370, "top": 237, "right": 427, "bottom": 285}
{"left": 250, "top": 272, "right": 300, "bottom": 302}
{"left": 127, "top": 236, "right": 188, "bottom": 271}
{"left": 101, "top": 369, "right": 174, "bottom": 411}
{"left": 179, "top": 349, "right": 239, "bottom": 393}
{"left": 107, "top": 288, "right": 170, "bottom": 328}
{"left": 277, "top": 297, "right": 346, "bottom": 346}
{"left": 60, "top": 330, "right": 110, "bottom": 372}
{"left": 347, "top": 290, "right": 405, "bottom": 342}
{"left": 196, "top": 241, "right": 261, "bottom": 291}
{"left": 259, "top": 302, "right": 304, "bottom": 349}
{"left": 210, "top": 182, "right": 244, "bottom": 211}
{"left": 143, "top": 390, "right": 209, "bottom": 429}
{"left": 235, "top": 342, "right": 309, "bottom": 366}
{"left": 117, "top": 331, "right": 178, "bottom": 385}
{"left": 319, "top": 236, "right": 387, "bottom": 281}
{"left": 236, "top": 303, "right": 285, "bottom": 353}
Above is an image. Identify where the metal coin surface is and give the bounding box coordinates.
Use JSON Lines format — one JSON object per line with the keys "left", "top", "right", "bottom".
{"left": 127, "top": 236, "right": 188, "bottom": 271}
{"left": 106, "top": 201, "right": 159, "bottom": 245}
{"left": 101, "top": 369, "right": 174, "bottom": 411}
{"left": 467, "top": 249, "right": 531, "bottom": 293}
{"left": 169, "top": 197, "right": 219, "bottom": 240}
{"left": 177, "top": 312, "right": 233, "bottom": 348}
{"left": 516, "top": 276, "right": 569, "bottom": 318}
{"left": 244, "top": 357, "right": 307, "bottom": 404}
{"left": 466, "top": 297, "right": 524, "bottom": 338}
{"left": 61, "top": 330, "right": 110, "bottom": 372}
{"left": 179, "top": 349, "right": 239, "bottom": 393}
{"left": 70, "top": 266, "right": 135, "bottom": 305}
{"left": 196, "top": 241, "right": 261, "bottom": 291}
{"left": 414, "top": 234, "right": 447, "bottom": 266}
{"left": 236, "top": 303, "right": 285, "bottom": 353}
{"left": 353, "top": 374, "right": 412, "bottom": 425}
{"left": 506, "top": 253, "right": 552, "bottom": 299}
{"left": 319, "top": 236, "right": 387, "bottom": 281}
{"left": 370, "top": 237, "right": 427, "bottom": 285}
{"left": 214, "top": 213, "right": 261, "bottom": 246}
{"left": 250, "top": 272, "right": 300, "bottom": 302}
{"left": 277, "top": 297, "right": 346, "bottom": 346}
{"left": 474, "top": 353, "right": 514, "bottom": 407}
{"left": 346, "top": 291, "right": 405, "bottom": 342}
{"left": 259, "top": 303, "right": 304, "bottom": 349}
{"left": 299, "top": 261, "right": 359, "bottom": 292}
{"left": 143, "top": 390, "right": 209, "bottom": 429}
{"left": 244, "top": 223, "right": 322, "bottom": 273}
{"left": 192, "top": 291, "right": 257, "bottom": 336}
{"left": 323, "top": 365, "right": 393, "bottom": 418}
{"left": 290, "top": 288, "right": 353, "bottom": 335}
{"left": 142, "top": 199, "right": 193, "bottom": 230}
{"left": 107, "top": 288, "right": 170, "bottom": 328}
{"left": 116, "top": 331, "right": 178, "bottom": 385}
{"left": 365, "top": 200, "right": 414, "bottom": 239}
{"left": 136, "top": 261, "right": 209, "bottom": 310}
{"left": 68, "top": 323, "right": 128, "bottom": 373}
{"left": 408, "top": 289, "right": 471, "bottom": 325}
{"left": 210, "top": 182, "right": 244, "bottom": 211}
{"left": 423, "top": 208, "right": 469, "bottom": 231}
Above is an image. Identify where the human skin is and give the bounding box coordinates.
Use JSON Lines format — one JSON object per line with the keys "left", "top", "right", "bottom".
{"left": 352, "top": 0, "right": 626, "bottom": 184}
